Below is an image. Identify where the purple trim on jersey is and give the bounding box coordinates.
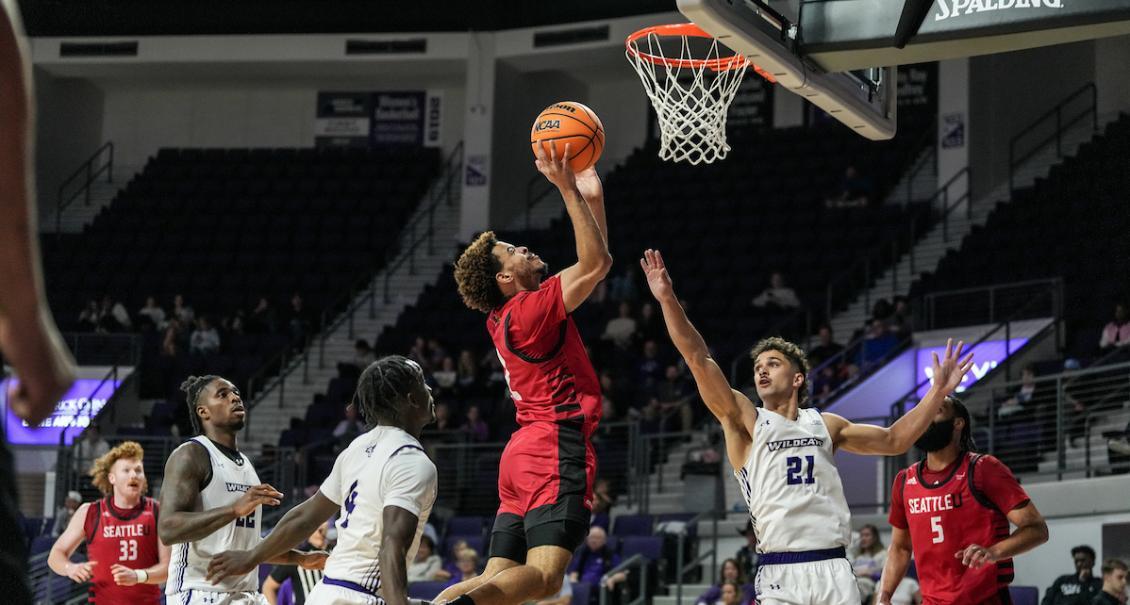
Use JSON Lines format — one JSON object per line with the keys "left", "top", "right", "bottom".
{"left": 174, "top": 543, "right": 189, "bottom": 592}
{"left": 757, "top": 546, "right": 846, "bottom": 565}
{"left": 324, "top": 576, "right": 381, "bottom": 597}
{"left": 388, "top": 444, "right": 424, "bottom": 459}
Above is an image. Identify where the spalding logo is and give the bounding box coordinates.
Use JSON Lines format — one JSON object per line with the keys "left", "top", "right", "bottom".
{"left": 534, "top": 119, "right": 561, "bottom": 131}
{"left": 551, "top": 104, "right": 576, "bottom": 113}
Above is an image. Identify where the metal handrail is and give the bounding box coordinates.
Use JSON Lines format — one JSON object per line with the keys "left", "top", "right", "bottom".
{"left": 56, "top": 141, "right": 115, "bottom": 233}
{"left": 920, "top": 278, "right": 1062, "bottom": 330}
{"left": 1008, "top": 82, "right": 1097, "bottom": 193}
{"left": 245, "top": 142, "right": 463, "bottom": 417}
{"left": 524, "top": 173, "right": 557, "bottom": 231}
{"left": 674, "top": 512, "right": 720, "bottom": 605}
{"left": 600, "top": 553, "right": 649, "bottom": 605}
{"left": 901, "top": 116, "right": 938, "bottom": 206}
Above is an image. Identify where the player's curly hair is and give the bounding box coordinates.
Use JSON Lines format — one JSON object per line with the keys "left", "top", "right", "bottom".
{"left": 749, "top": 336, "right": 811, "bottom": 404}
{"left": 454, "top": 231, "right": 504, "bottom": 313}
{"left": 180, "top": 374, "right": 220, "bottom": 434}
{"left": 89, "top": 441, "right": 145, "bottom": 495}
{"left": 354, "top": 355, "right": 424, "bottom": 428}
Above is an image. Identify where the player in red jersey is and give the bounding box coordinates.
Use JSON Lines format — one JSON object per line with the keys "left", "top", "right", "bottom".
{"left": 442, "top": 142, "right": 610, "bottom": 605}
{"left": 877, "top": 397, "right": 1048, "bottom": 605}
{"left": 49, "top": 440, "right": 170, "bottom": 604}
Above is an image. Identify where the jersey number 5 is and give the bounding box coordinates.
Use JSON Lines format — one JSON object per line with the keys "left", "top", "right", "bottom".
{"left": 930, "top": 516, "right": 944, "bottom": 544}
{"left": 786, "top": 456, "right": 815, "bottom": 485}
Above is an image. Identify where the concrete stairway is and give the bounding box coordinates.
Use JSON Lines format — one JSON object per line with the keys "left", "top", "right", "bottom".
{"left": 241, "top": 184, "right": 462, "bottom": 452}
{"left": 829, "top": 113, "right": 1119, "bottom": 341}
{"left": 47, "top": 165, "right": 141, "bottom": 233}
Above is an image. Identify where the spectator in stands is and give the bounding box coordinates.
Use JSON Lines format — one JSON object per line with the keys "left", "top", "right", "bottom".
{"left": 435, "top": 539, "right": 469, "bottom": 582}
{"left": 75, "top": 425, "right": 110, "bottom": 476}
{"left": 568, "top": 526, "right": 627, "bottom": 595}
{"left": 1094, "top": 559, "right": 1127, "bottom": 605}
{"left": 97, "top": 294, "right": 132, "bottom": 332}
{"left": 603, "top": 302, "right": 638, "bottom": 349}
{"left": 51, "top": 491, "right": 83, "bottom": 537}
{"left": 827, "top": 164, "right": 873, "bottom": 208}
{"left": 809, "top": 364, "right": 841, "bottom": 406}
{"left": 751, "top": 272, "right": 800, "bottom": 311}
{"left": 808, "top": 325, "right": 844, "bottom": 367}
{"left": 637, "top": 302, "right": 663, "bottom": 344}
{"left": 889, "top": 572, "right": 922, "bottom": 605}
{"left": 636, "top": 340, "right": 664, "bottom": 392}
{"left": 849, "top": 524, "right": 886, "bottom": 604}
{"left": 608, "top": 266, "right": 639, "bottom": 304}
{"left": 535, "top": 573, "right": 573, "bottom": 605}
{"left": 432, "top": 402, "right": 458, "bottom": 432}
{"left": 171, "top": 293, "right": 194, "bottom": 325}
{"left": 77, "top": 299, "right": 100, "bottom": 331}
{"left": 286, "top": 293, "right": 312, "bottom": 347}
{"left": 449, "top": 548, "right": 481, "bottom": 583}
{"left": 353, "top": 339, "right": 376, "bottom": 368}
{"left": 592, "top": 478, "right": 616, "bottom": 516}
{"left": 861, "top": 319, "right": 899, "bottom": 366}
{"left": 137, "top": 296, "right": 166, "bottom": 331}
{"left": 1043, "top": 545, "right": 1102, "bottom": 605}
{"left": 262, "top": 521, "right": 329, "bottom": 605}
{"left": 998, "top": 364, "right": 1047, "bottom": 422}
{"left": 246, "top": 296, "right": 276, "bottom": 334}
{"left": 719, "top": 580, "right": 750, "bottom": 605}
{"left": 432, "top": 357, "right": 458, "bottom": 399}
{"left": 695, "top": 559, "right": 753, "bottom": 605}
{"left": 408, "top": 336, "right": 428, "bottom": 367}
{"left": 427, "top": 338, "right": 448, "bottom": 370}
{"left": 462, "top": 405, "right": 488, "bottom": 442}
{"left": 189, "top": 317, "right": 221, "bottom": 356}
{"left": 223, "top": 309, "right": 246, "bottom": 336}
{"left": 637, "top": 396, "right": 663, "bottom": 434}
{"left": 456, "top": 350, "right": 479, "bottom": 394}
{"left": 735, "top": 521, "right": 758, "bottom": 580}
{"left": 656, "top": 365, "right": 694, "bottom": 432}
{"left": 888, "top": 296, "right": 914, "bottom": 336}
{"left": 332, "top": 404, "right": 364, "bottom": 448}
{"left": 481, "top": 352, "right": 506, "bottom": 394}
{"left": 1100, "top": 303, "right": 1130, "bottom": 352}
{"left": 408, "top": 534, "right": 443, "bottom": 583}
{"left": 161, "top": 317, "right": 185, "bottom": 357}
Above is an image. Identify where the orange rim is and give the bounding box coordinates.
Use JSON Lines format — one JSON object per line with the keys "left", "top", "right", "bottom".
{"left": 626, "top": 23, "right": 749, "bottom": 72}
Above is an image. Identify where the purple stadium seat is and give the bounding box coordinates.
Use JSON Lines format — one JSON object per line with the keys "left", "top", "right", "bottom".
{"left": 1009, "top": 586, "right": 1038, "bottom": 605}
{"left": 619, "top": 536, "right": 663, "bottom": 561}
{"left": 408, "top": 581, "right": 449, "bottom": 599}
{"left": 612, "top": 514, "right": 654, "bottom": 537}
{"left": 572, "top": 581, "right": 593, "bottom": 605}
{"left": 446, "top": 516, "right": 486, "bottom": 537}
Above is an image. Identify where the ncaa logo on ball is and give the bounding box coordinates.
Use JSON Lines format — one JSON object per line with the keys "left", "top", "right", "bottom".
{"left": 533, "top": 119, "right": 561, "bottom": 132}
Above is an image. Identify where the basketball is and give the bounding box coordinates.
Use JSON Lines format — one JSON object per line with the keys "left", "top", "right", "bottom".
{"left": 530, "top": 101, "right": 605, "bottom": 172}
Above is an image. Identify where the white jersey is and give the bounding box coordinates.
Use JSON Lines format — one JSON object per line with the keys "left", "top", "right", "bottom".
{"left": 167, "top": 436, "right": 263, "bottom": 595}
{"left": 316, "top": 426, "right": 437, "bottom": 600}
{"left": 734, "top": 407, "right": 851, "bottom": 553}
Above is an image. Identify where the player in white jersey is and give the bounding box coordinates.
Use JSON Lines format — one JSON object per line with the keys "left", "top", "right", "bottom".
{"left": 206, "top": 356, "right": 438, "bottom": 605}
{"left": 640, "top": 249, "right": 973, "bottom": 605}
{"left": 159, "top": 375, "right": 328, "bottom": 605}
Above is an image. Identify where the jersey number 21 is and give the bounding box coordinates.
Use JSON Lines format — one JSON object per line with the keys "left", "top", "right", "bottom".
{"left": 786, "top": 456, "right": 815, "bottom": 485}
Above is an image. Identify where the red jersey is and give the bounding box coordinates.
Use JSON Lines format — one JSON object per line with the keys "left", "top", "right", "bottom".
{"left": 83, "top": 496, "right": 162, "bottom": 605}
{"left": 889, "top": 453, "right": 1030, "bottom": 605}
{"left": 487, "top": 275, "right": 602, "bottom": 433}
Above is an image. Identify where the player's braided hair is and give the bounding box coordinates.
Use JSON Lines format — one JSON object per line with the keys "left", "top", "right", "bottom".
{"left": 749, "top": 337, "right": 811, "bottom": 404}
{"left": 454, "top": 231, "right": 505, "bottom": 313}
{"left": 949, "top": 395, "right": 977, "bottom": 452}
{"left": 180, "top": 375, "right": 220, "bottom": 435}
{"left": 354, "top": 355, "right": 423, "bottom": 428}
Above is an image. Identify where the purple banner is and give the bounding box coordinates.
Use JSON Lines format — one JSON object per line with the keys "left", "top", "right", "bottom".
{"left": 915, "top": 338, "right": 1028, "bottom": 398}
{"left": 2, "top": 378, "right": 120, "bottom": 445}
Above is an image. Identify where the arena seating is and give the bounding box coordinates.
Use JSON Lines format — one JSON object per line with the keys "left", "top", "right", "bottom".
{"left": 40, "top": 145, "right": 440, "bottom": 401}
{"left": 910, "top": 114, "right": 1130, "bottom": 360}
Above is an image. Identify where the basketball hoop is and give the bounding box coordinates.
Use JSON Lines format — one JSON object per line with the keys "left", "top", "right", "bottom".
{"left": 626, "top": 23, "right": 773, "bottom": 165}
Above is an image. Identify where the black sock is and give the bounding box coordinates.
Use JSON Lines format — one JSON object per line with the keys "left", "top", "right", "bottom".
{"left": 449, "top": 595, "right": 476, "bottom": 605}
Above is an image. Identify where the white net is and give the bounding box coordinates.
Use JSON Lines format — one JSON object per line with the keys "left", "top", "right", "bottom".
{"left": 626, "top": 28, "right": 750, "bottom": 165}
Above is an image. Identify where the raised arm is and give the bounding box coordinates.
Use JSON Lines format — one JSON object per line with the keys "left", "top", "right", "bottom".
{"left": 206, "top": 490, "right": 337, "bottom": 584}
{"left": 875, "top": 526, "right": 913, "bottom": 605}
{"left": 0, "top": 0, "right": 76, "bottom": 424}
{"left": 641, "top": 249, "right": 755, "bottom": 468}
{"left": 826, "top": 339, "right": 974, "bottom": 455}
{"left": 158, "top": 442, "right": 283, "bottom": 545}
{"left": 537, "top": 143, "right": 612, "bottom": 313}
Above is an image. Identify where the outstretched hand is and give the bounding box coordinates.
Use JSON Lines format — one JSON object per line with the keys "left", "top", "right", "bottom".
{"left": 534, "top": 141, "right": 577, "bottom": 192}
{"left": 931, "top": 338, "right": 975, "bottom": 395}
{"left": 640, "top": 249, "right": 676, "bottom": 303}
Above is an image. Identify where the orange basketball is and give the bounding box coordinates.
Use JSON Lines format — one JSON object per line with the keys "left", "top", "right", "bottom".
{"left": 530, "top": 101, "right": 605, "bottom": 173}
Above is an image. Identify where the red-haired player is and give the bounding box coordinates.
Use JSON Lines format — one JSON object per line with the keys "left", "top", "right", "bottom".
{"left": 877, "top": 398, "right": 1049, "bottom": 605}
{"left": 49, "top": 441, "right": 170, "bottom": 604}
